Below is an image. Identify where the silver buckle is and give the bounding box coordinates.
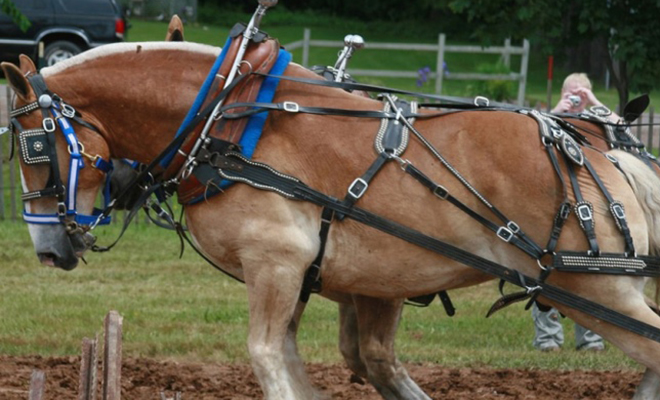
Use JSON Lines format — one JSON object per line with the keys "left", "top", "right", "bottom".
{"left": 433, "top": 185, "right": 449, "bottom": 199}
{"left": 590, "top": 105, "right": 612, "bottom": 116}
{"left": 612, "top": 204, "right": 626, "bottom": 219}
{"left": 42, "top": 118, "right": 56, "bottom": 132}
{"left": 283, "top": 101, "right": 299, "bottom": 113}
{"left": 496, "top": 227, "right": 513, "bottom": 242}
{"left": 474, "top": 96, "right": 489, "bottom": 107}
{"left": 577, "top": 204, "right": 593, "bottom": 221}
{"left": 507, "top": 221, "right": 520, "bottom": 234}
{"left": 347, "top": 178, "right": 368, "bottom": 200}
{"left": 57, "top": 201, "right": 67, "bottom": 217}
{"left": 61, "top": 103, "right": 75, "bottom": 118}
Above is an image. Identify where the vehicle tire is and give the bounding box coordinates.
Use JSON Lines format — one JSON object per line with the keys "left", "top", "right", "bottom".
{"left": 44, "top": 41, "right": 82, "bottom": 66}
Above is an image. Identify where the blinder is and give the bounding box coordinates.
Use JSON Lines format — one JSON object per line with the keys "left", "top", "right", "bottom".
{"left": 18, "top": 128, "right": 52, "bottom": 165}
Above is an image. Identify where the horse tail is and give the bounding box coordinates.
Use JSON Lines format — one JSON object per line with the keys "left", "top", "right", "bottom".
{"left": 608, "top": 149, "right": 660, "bottom": 309}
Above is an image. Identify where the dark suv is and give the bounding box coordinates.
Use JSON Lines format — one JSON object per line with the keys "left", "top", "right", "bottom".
{"left": 0, "top": 0, "right": 127, "bottom": 67}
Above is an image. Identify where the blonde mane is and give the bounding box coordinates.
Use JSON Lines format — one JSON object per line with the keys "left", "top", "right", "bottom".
{"left": 41, "top": 41, "right": 220, "bottom": 77}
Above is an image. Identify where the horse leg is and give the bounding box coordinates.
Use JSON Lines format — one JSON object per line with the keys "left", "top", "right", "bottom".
{"left": 352, "top": 295, "right": 431, "bottom": 400}
{"left": 244, "top": 265, "right": 322, "bottom": 400}
{"left": 338, "top": 302, "right": 368, "bottom": 382}
{"left": 634, "top": 368, "right": 660, "bottom": 400}
{"left": 556, "top": 293, "right": 660, "bottom": 399}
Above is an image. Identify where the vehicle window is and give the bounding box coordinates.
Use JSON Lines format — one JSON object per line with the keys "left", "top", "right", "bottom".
{"left": 11, "top": 0, "right": 49, "bottom": 10}
{"left": 57, "top": 0, "right": 114, "bottom": 15}
{"left": 32, "top": 0, "right": 48, "bottom": 9}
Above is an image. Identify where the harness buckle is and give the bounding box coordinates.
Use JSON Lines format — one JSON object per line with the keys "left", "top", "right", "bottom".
{"left": 347, "top": 178, "right": 368, "bottom": 200}
{"left": 283, "top": 101, "right": 300, "bottom": 113}
{"left": 474, "top": 96, "right": 489, "bottom": 107}
{"left": 61, "top": 103, "right": 76, "bottom": 118}
{"left": 612, "top": 203, "right": 626, "bottom": 219}
{"left": 57, "top": 202, "right": 66, "bottom": 217}
{"left": 577, "top": 204, "right": 593, "bottom": 221}
{"left": 433, "top": 185, "right": 449, "bottom": 200}
{"left": 496, "top": 226, "right": 514, "bottom": 242}
{"left": 43, "top": 118, "right": 56, "bottom": 133}
{"left": 507, "top": 221, "right": 520, "bottom": 234}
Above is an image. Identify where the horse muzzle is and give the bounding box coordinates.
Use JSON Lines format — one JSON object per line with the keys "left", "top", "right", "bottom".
{"left": 31, "top": 224, "right": 96, "bottom": 271}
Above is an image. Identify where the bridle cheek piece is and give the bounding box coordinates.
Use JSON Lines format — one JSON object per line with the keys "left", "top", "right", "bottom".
{"left": 10, "top": 74, "right": 113, "bottom": 232}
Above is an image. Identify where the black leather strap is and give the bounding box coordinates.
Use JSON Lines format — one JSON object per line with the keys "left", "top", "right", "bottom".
{"left": 300, "top": 207, "right": 334, "bottom": 303}
{"left": 564, "top": 158, "right": 600, "bottom": 255}
{"left": 582, "top": 157, "right": 636, "bottom": 256}
{"left": 403, "top": 162, "right": 544, "bottom": 259}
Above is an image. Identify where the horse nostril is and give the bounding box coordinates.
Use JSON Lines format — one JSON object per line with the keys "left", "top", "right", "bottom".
{"left": 37, "top": 252, "right": 58, "bottom": 267}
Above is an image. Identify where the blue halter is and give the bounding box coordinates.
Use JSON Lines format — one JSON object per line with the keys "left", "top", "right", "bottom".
{"left": 11, "top": 76, "right": 113, "bottom": 228}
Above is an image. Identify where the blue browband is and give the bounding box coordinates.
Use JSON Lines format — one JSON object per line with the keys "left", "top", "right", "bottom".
{"left": 12, "top": 84, "right": 113, "bottom": 228}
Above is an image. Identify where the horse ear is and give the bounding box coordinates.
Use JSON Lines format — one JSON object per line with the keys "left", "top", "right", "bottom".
{"left": 622, "top": 94, "right": 650, "bottom": 123}
{"left": 165, "top": 14, "right": 184, "bottom": 42}
{"left": 18, "top": 54, "right": 37, "bottom": 75}
{"left": 1, "top": 62, "right": 33, "bottom": 101}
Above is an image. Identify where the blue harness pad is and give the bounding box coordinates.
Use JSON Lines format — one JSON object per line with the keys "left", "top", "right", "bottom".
{"left": 237, "top": 49, "right": 292, "bottom": 159}
{"left": 187, "top": 48, "right": 291, "bottom": 204}
{"left": 160, "top": 37, "right": 233, "bottom": 168}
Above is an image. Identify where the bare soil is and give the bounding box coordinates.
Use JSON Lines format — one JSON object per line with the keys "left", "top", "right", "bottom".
{"left": 0, "top": 355, "right": 643, "bottom": 399}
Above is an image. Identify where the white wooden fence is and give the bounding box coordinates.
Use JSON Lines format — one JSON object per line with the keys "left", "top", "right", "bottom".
{"left": 284, "top": 30, "right": 530, "bottom": 105}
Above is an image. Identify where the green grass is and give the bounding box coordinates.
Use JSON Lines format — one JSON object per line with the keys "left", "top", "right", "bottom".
{"left": 0, "top": 222, "right": 643, "bottom": 370}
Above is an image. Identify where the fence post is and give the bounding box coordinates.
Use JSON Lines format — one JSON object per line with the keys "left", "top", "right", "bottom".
{"left": 28, "top": 370, "right": 46, "bottom": 400}
{"left": 0, "top": 112, "right": 4, "bottom": 221}
{"left": 102, "top": 311, "right": 123, "bottom": 400}
{"left": 516, "top": 39, "right": 530, "bottom": 106}
{"left": 79, "top": 335, "right": 98, "bottom": 400}
{"left": 302, "top": 28, "right": 310, "bottom": 68}
{"left": 648, "top": 107, "right": 655, "bottom": 151}
{"left": 435, "top": 33, "right": 446, "bottom": 95}
{"left": 503, "top": 38, "right": 511, "bottom": 68}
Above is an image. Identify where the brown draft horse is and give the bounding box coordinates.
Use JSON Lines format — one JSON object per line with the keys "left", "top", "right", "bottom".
{"left": 4, "top": 39, "right": 660, "bottom": 399}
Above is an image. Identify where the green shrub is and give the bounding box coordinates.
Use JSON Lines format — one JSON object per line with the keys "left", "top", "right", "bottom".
{"left": 466, "top": 62, "right": 515, "bottom": 102}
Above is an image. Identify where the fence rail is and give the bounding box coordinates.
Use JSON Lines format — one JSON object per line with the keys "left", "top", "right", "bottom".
{"left": 1, "top": 85, "right": 659, "bottom": 222}
{"left": 284, "top": 30, "right": 530, "bottom": 105}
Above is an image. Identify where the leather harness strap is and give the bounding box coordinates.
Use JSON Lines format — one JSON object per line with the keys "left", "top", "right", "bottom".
{"left": 199, "top": 151, "right": 660, "bottom": 343}
{"left": 564, "top": 157, "right": 601, "bottom": 256}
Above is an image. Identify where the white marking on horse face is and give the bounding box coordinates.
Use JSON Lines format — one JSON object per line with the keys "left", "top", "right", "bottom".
{"left": 41, "top": 42, "right": 221, "bottom": 77}
{"left": 20, "top": 169, "right": 56, "bottom": 257}
{"left": 20, "top": 170, "right": 30, "bottom": 214}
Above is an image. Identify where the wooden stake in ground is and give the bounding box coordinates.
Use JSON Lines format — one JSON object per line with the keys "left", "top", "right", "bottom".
{"left": 103, "top": 311, "right": 123, "bottom": 400}
{"left": 28, "top": 369, "right": 45, "bottom": 400}
{"left": 79, "top": 335, "right": 98, "bottom": 400}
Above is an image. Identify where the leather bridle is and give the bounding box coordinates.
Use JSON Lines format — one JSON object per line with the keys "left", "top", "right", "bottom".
{"left": 9, "top": 74, "right": 113, "bottom": 233}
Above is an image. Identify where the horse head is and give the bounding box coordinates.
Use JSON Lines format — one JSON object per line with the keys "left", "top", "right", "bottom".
{"left": 1, "top": 40, "right": 218, "bottom": 269}
{"left": 1, "top": 60, "right": 112, "bottom": 269}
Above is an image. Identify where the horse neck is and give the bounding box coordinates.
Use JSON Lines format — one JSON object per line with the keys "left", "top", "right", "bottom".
{"left": 44, "top": 46, "right": 217, "bottom": 164}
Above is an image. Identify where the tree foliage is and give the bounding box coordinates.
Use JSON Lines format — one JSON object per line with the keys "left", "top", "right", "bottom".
{"left": 1, "top": 0, "right": 30, "bottom": 32}
{"left": 439, "top": 0, "right": 660, "bottom": 107}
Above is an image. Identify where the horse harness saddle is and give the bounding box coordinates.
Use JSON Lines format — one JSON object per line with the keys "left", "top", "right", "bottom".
{"left": 160, "top": 24, "right": 281, "bottom": 204}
